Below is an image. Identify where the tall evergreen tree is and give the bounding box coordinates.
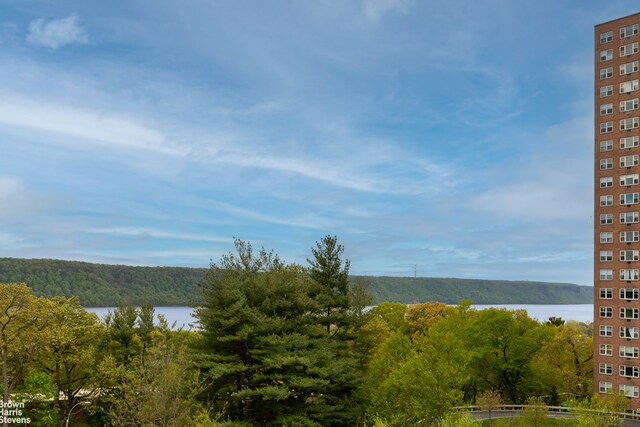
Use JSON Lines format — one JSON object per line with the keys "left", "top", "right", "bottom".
{"left": 195, "top": 239, "right": 359, "bottom": 426}
{"left": 307, "top": 235, "right": 351, "bottom": 335}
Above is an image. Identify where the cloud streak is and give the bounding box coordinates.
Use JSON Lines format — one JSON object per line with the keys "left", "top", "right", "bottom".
{"left": 85, "top": 227, "right": 231, "bottom": 243}
{"left": 363, "top": 0, "right": 413, "bottom": 23}
{"left": 27, "top": 14, "right": 88, "bottom": 49}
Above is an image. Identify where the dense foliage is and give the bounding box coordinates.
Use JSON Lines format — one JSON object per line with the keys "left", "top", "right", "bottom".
{"left": 363, "top": 276, "right": 593, "bottom": 304}
{"left": 0, "top": 258, "right": 205, "bottom": 306}
{"left": 0, "top": 258, "right": 592, "bottom": 307}
{"left": 0, "top": 279, "right": 613, "bottom": 427}
{"left": 194, "top": 237, "right": 361, "bottom": 426}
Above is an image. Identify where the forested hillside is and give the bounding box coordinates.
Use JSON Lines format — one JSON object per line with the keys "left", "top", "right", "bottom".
{"left": 0, "top": 258, "right": 593, "bottom": 306}
{"left": 362, "top": 276, "right": 593, "bottom": 304}
{"left": 0, "top": 258, "right": 204, "bottom": 306}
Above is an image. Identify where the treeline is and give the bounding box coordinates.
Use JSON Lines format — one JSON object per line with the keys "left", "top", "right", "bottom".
{"left": 364, "top": 276, "right": 593, "bottom": 304}
{"left": 0, "top": 237, "right": 618, "bottom": 427}
{"left": 0, "top": 258, "right": 204, "bottom": 306}
{"left": 0, "top": 257, "right": 592, "bottom": 306}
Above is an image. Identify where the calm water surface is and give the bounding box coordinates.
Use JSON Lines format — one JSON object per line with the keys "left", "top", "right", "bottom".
{"left": 86, "top": 304, "right": 594, "bottom": 330}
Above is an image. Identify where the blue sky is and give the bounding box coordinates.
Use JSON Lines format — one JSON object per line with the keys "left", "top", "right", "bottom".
{"left": 0, "top": 1, "right": 636, "bottom": 285}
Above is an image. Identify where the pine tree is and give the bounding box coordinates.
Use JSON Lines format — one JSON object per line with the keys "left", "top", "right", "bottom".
{"left": 195, "top": 239, "right": 360, "bottom": 426}
{"left": 307, "top": 235, "right": 351, "bottom": 336}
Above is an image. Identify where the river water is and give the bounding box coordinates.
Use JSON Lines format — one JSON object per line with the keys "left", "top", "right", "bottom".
{"left": 86, "top": 304, "right": 595, "bottom": 330}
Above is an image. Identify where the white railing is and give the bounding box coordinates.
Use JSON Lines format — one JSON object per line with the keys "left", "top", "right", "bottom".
{"left": 453, "top": 405, "right": 640, "bottom": 422}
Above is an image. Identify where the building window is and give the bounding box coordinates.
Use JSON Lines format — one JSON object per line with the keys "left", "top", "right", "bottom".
{"left": 601, "top": 306, "right": 614, "bottom": 318}
{"left": 621, "top": 251, "right": 640, "bottom": 262}
{"left": 620, "top": 155, "right": 639, "bottom": 167}
{"left": 601, "top": 287, "right": 613, "bottom": 298}
{"left": 601, "top": 85, "right": 614, "bottom": 97}
{"left": 600, "top": 269, "right": 613, "bottom": 280}
{"left": 621, "top": 174, "right": 640, "bottom": 186}
{"left": 621, "top": 212, "right": 640, "bottom": 224}
{"left": 620, "top": 384, "right": 640, "bottom": 398}
{"left": 600, "top": 140, "right": 614, "bottom": 152}
{"left": 621, "top": 42, "right": 640, "bottom": 57}
{"left": 622, "top": 326, "right": 640, "bottom": 339}
{"left": 621, "top": 61, "right": 639, "bottom": 75}
{"left": 600, "top": 325, "right": 614, "bottom": 337}
{"left": 600, "top": 122, "right": 613, "bottom": 133}
{"left": 621, "top": 117, "right": 640, "bottom": 131}
{"left": 620, "top": 80, "right": 639, "bottom": 94}
{"left": 601, "top": 30, "right": 614, "bottom": 43}
{"left": 601, "top": 49, "right": 614, "bottom": 62}
{"left": 600, "top": 157, "right": 613, "bottom": 169}
{"left": 621, "top": 270, "right": 640, "bottom": 281}
{"left": 601, "top": 67, "right": 614, "bottom": 79}
{"left": 620, "top": 230, "right": 640, "bottom": 242}
{"left": 600, "top": 381, "right": 613, "bottom": 393}
{"left": 601, "top": 103, "right": 614, "bottom": 115}
{"left": 621, "top": 307, "right": 640, "bottom": 318}
{"left": 600, "top": 195, "right": 613, "bottom": 207}
{"left": 621, "top": 24, "right": 639, "bottom": 38}
{"left": 601, "top": 251, "right": 613, "bottom": 262}
{"left": 620, "top": 193, "right": 639, "bottom": 205}
{"left": 600, "top": 344, "right": 614, "bottom": 356}
{"left": 621, "top": 98, "right": 639, "bottom": 112}
{"left": 600, "top": 363, "right": 614, "bottom": 375}
{"left": 601, "top": 176, "right": 614, "bottom": 187}
{"left": 620, "top": 365, "right": 640, "bottom": 378}
{"left": 600, "top": 213, "right": 613, "bottom": 225}
{"left": 620, "top": 346, "right": 639, "bottom": 358}
{"left": 600, "top": 231, "right": 613, "bottom": 243}
{"left": 621, "top": 136, "right": 640, "bottom": 149}
{"left": 621, "top": 288, "right": 639, "bottom": 299}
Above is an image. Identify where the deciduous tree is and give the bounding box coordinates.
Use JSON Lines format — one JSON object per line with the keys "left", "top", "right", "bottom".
{"left": 0, "top": 283, "right": 51, "bottom": 427}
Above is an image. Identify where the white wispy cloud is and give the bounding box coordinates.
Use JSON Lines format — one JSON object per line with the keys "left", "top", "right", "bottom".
{"left": 0, "top": 176, "right": 21, "bottom": 202}
{"left": 26, "top": 14, "right": 88, "bottom": 49}
{"left": 363, "top": 0, "right": 413, "bottom": 23}
{"left": 0, "top": 176, "right": 62, "bottom": 224}
{"left": 0, "top": 91, "right": 448, "bottom": 195}
{"left": 467, "top": 115, "right": 593, "bottom": 223}
{"left": 0, "top": 96, "right": 177, "bottom": 154}
{"left": 209, "top": 201, "right": 336, "bottom": 230}
{"left": 470, "top": 182, "right": 591, "bottom": 222}
{"left": 85, "top": 227, "right": 230, "bottom": 243}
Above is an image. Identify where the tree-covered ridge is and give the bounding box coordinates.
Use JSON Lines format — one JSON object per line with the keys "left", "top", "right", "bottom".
{"left": 0, "top": 258, "right": 206, "bottom": 306}
{"left": 0, "top": 257, "right": 593, "bottom": 307}
{"left": 364, "top": 276, "right": 593, "bottom": 305}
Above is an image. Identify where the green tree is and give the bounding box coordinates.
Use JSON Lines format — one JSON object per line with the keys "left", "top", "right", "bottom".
{"left": 308, "top": 235, "right": 351, "bottom": 335}
{"left": 436, "top": 411, "right": 480, "bottom": 427}
{"left": 466, "top": 309, "right": 549, "bottom": 403}
{"left": 570, "top": 393, "right": 627, "bottom": 427}
{"left": 108, "top": 330, "right": 212, "bottom": 427}
{"left": 533, "top": 322, "right": 593, "bottom": 400}
{"left": 35, "top": 296, "right": 106, "bottom": 420}
{"left": 195, "top": 239, "right": 359, "bottom": 426}
{"left": 0, "top": 283, "right": 51, "bottom": 427}
{"left": 367, "top": 302, "right": 408, "bottom": 334}
{"left": 365, "top": 323, "right": 470, "bottom": 426}
{"left": 405, "top": 302, "right": 448, "bottom": 336}
{"left": 137, "top": 304, "right": 156, "bottom": 360}
{"left": 105, "top": 303, "right": 140, "bottom": 364}
{"left": 520, "top": 396, "right": 547, "bottom": 427}
{"left": 21, "top": 372, "right": 59, "bottom": 427}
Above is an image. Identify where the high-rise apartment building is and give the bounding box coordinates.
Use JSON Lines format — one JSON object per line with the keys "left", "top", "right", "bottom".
{"left": 594, "top": 13, "right": 640, "bottom": 404}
